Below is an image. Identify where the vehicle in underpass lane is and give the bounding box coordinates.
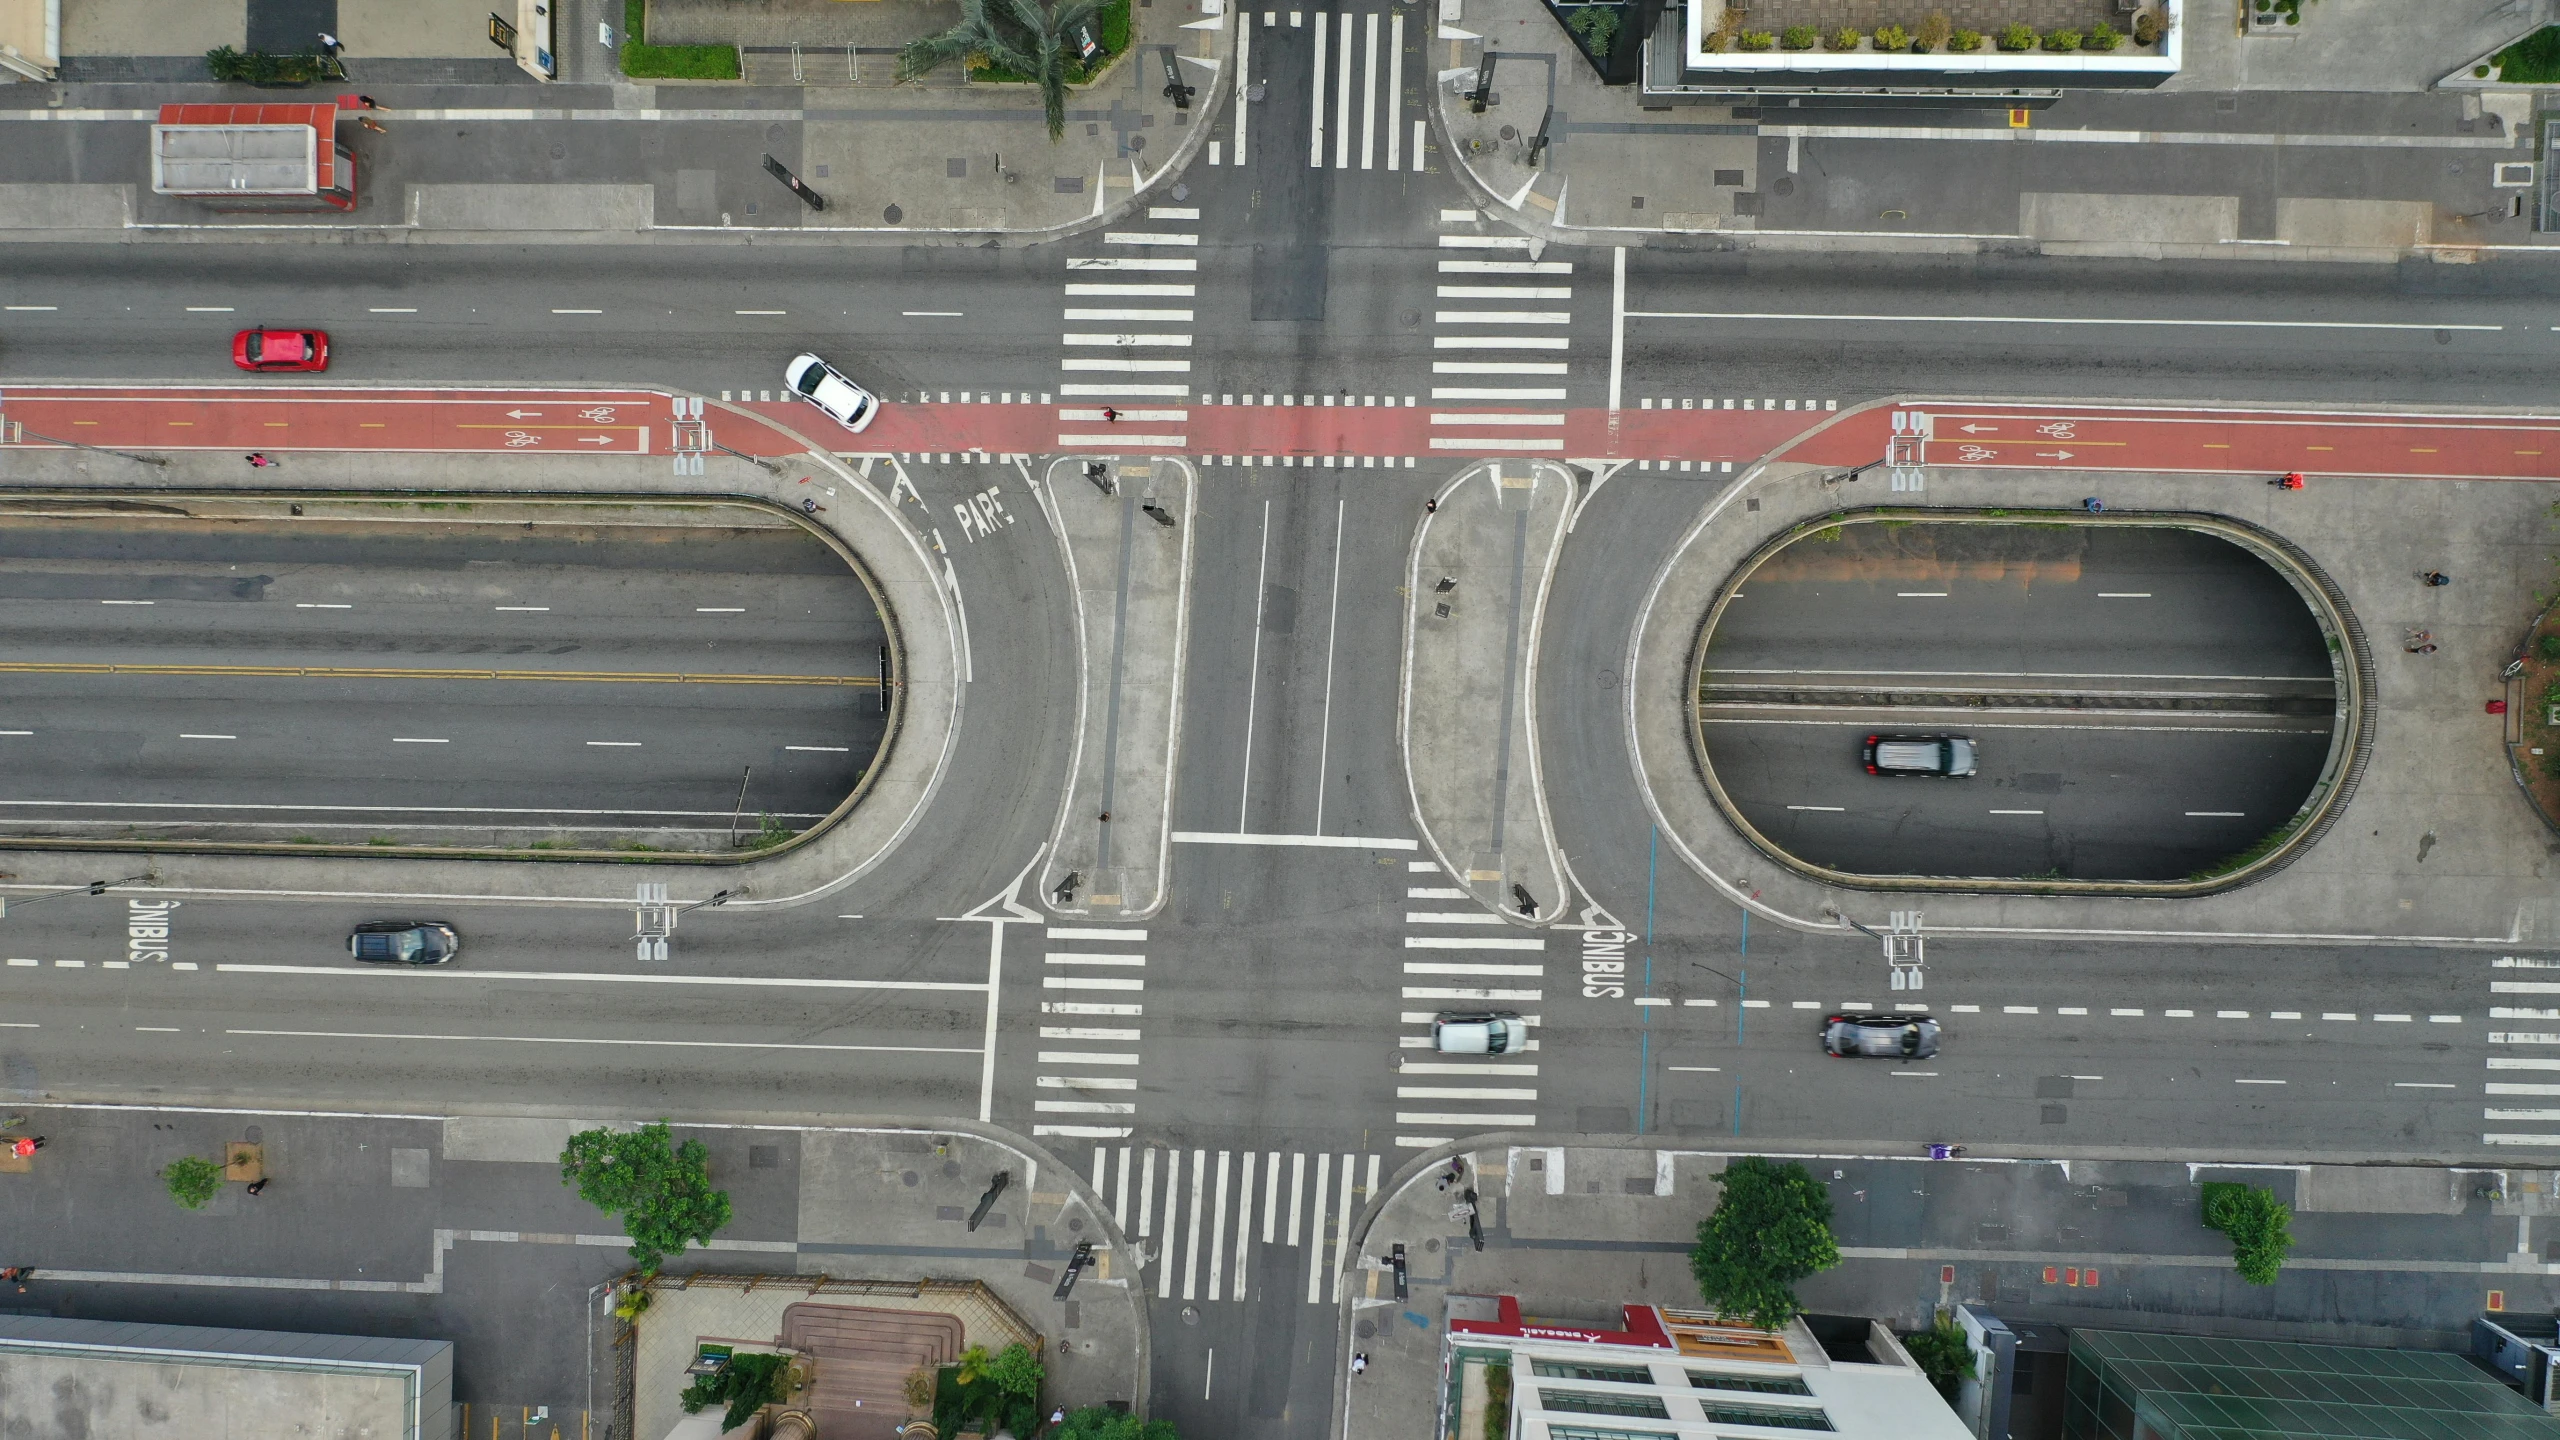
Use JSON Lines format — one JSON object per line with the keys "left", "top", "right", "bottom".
{"left": 348, "top": 920, "right": 460, "bottom": 965}
{"left": 1864, "top": 734, "right": 1977, "bottom": 777}
{"left": 1823, "top": 1013, "right": 1939, "bottom": 1059}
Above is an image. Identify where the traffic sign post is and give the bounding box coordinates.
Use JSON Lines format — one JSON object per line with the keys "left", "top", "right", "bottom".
{"left": 761, "top": 154, "right": 828, "bottom": 213}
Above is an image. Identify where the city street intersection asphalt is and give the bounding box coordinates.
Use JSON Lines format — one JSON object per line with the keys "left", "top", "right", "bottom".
{"left": 10, "top": 87, "right": 2560, "bottom": 1440}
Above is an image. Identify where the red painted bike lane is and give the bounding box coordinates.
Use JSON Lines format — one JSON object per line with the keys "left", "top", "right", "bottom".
{"left": 10, "top": 388, "right": 2560, "bottom": 482}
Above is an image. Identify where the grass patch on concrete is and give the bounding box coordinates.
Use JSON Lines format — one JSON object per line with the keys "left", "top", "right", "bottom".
{"left": 622, "top": 0, "right": 742, "bottom": 81}
{"left": 2495, "top": 26, "right": 2560, "bottom": 84}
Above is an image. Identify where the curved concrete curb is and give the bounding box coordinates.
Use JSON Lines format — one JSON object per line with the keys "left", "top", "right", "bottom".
{"left": 0, "top": 391, "right": 966, "bottom": 913}
{"left": 1401, "top": 461, "right": 1572, "bottom": 924}
{"left": 1035, "top": 456, "right": 1197, "bottom": 922}
{"left": 1680, "top": 506, "right": 2372, "bottom": 898}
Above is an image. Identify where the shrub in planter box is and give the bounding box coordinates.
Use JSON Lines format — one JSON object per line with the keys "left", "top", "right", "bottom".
{"left": 1739, "top": 30, "right": 1777, "bottom": 50}
{"left": 1871, "top": 24, "right": 1911, "bottom": 51}
{"left": 1915, "top": 12, "right": 1952, "bottom": 51}
{"left": 2042, "top": 28, "right": 2081, "bottom": 51}
{"left": 1997, "top": 21, "right": 2035, "bottom": 50}
{"left": 1780, "top": 24, "right": 1818, "bottom": 50}
{"left": 2132, "top": 8, "right": 2163, "bottom": 43}
{"left": 1949, "top": 28, "right": 1981, "bottom": 51}
{"left": 1825, "top": 25, "right": 1862, "bottom": 51}
{"left": 2085, "top": 20, "right": 2121, "bottom": 50}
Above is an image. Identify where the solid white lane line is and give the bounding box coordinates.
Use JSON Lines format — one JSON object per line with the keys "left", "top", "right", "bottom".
{"left": 295, "top": 603, "right": 352, "bottom": 609}
{"left": 785, "top": 745, "right": 851, "bottom": 753}
{"left": 1786, "top": 805, "right": 1846, "bottom": 812}
{"left": 1208, "top": 1150, "right": 1232, "bottom": 1300}
{"left": 2097, "top": 592, "right": 2152, "bottom": 598}
{"left": 901, "top": 310, "right": 964, "bottom": 316}
{"left": 493, "top": 605, "right": 549, "bottom": 611}
{"left": 391, "top": 737, "right": 448, "bottom": 744}
{"left": 369, "top": 307, "right": 417, "bottom": 313}
{"left": 1428, "top": 412, "right": 1566, "bottom": 425}
{"left": 185, "top": 306, "right": 234, "bottom": 312}
{"left": 735, "top": 309, "right": 786, "bottom": 316}
{"left": 1626, "top": 309, "right": 2504, "bottom": 333}
{"left": 1309, "top": 12, "right": 1326, "bottom": 168}
{"left": 1313, "top": 496, "right": 1346, "bottom": 835}
{"left": 1236, "top": 498, "right": 1274, "bottom": 830}
{"left": 6, "top": 305, "right": 58, "bottom": 311}
{"left": 586, "top": 741, "right": 641, "bottom": 747}
{"left": 697, "top": 606, "right": 745, "bottom": 612}
{"left": 1233, "top": 10, "right": 1251, "bottom": 165}
{"left": 1408, "top": 887, "right": 1469, "bottom": 898}
{"left": 1988, "top": 809, "right": 2044, "bottom": 816}
{"left": 100, "top": 600, "right": 153, "bottom": 605}
{"left": 228, "top": 1028, "right": 977, "bottom": 1054}
{"left": 2235, "top": 1078, "right": 2287, "bottom": 1085}
{"left": 2398, "top": 1082, "right": 2460, "bottom": 1089}
{"left": 217, "top": 963, "right": 987, "bottom": 992}
{"left": 179, "top": 734, "right": 236, "bottom": 740}
{"left": 1360, "top": 12, "right": 1379, "bottom": 169}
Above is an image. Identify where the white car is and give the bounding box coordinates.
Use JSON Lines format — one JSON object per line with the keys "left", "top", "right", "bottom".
{"left": 784, "top": 353, "right": 879, "bottom": 433}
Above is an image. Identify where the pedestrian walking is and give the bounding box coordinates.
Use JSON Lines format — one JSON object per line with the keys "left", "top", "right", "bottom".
{"left": 2272, "top": 472, "right": 2304, "bottom": 490}
{"left": 356, "top": 95, "right": 386, "bottom": 111}
{"left": 9, "top": 1135, "right": 41, "bottom": 1159}
{"left": 2408, "top": 642, "right": 2438, "bottom": 654}
{"left": 1424, "top": 498, "right": 1438, "bottom": 514}
{"left": 1097, "top": 810, "right": 1111, "bottom": 823}
{"left": 356, "top": 115, "right": 386, "bottom": 134}
{"left": 245, "top": 1178, "right": 268, "bottom": 1196}
{"left": 2423, "top": 570, "right": 2452, "bottom": 587}
{"left": 245, "top": 452, "right": 273, "bottom": 468}
{"left": 1351, "top": 1352, "right": 1369, "bottom": 1375}
{"left": 1100, "top": 407, "right": 1120, "bottom": 423}
{"left": 315, "top": 32, "right": 342, "bottom": 56}
{"left": 1048, "top": 1409, "right": 1066, "bottom": 1435}
{"left": 2082, "top": 497, "right": 2106, "bottom": 513}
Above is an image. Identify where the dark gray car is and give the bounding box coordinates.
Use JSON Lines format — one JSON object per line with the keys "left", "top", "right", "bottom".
{"left": 349, "top": 920, "right": 460, "bottom": 966}
{"left": 1822, "top": 1012, "right": 1939, "bottom": 1059}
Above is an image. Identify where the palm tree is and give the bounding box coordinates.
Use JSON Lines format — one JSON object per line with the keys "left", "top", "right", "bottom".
{"left": 898, "top": 0, "right": 1103, "bottom": 142}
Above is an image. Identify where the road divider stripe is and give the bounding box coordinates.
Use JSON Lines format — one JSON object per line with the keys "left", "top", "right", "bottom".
{"left": 214, "top": 963, "right": 987, "bottom": 992}
{"left": 0, "top": 660, "right": 880, "bottom": 686}
{"left": 224, "top": 1027, "right": 977, "bottom": 1054}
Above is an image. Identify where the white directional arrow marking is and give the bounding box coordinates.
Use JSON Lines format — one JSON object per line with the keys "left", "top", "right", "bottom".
{"left": 505, "top": 409, "right": 544, "bottom": 419}
{"left": 2036, "top": 449, "right": 2074, "bottom": 460}
{"left": 578, "top": 436, "right": 614, "bottom": 446}
{"left": 1959, "top": 423, "right": 1997, "bottom": 433}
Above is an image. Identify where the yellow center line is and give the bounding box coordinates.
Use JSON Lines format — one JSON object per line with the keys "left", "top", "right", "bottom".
{"left": 2304, "top": 446, "right": 2334, "bottom": 451}
{"left": 2411, "top": 447, "right": 2439, "bottom": 453}
{"left": 0, "top": 660, "right": 876, "bottom": 687}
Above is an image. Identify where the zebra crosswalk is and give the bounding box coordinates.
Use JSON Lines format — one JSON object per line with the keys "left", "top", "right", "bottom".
{"left": 2486, "top": 954, "right": 2560, "bottom": 1148}
{"left": 1091, "top": 1145, "right": 1380, "bottom": 1303}
{"left": 1035, "top": 925, "right": 1150, "bottom": 1140}
{"left": 1431, "top": 211, "right": 1575, "bottom": 443}
{"left": 1396, "top": 859, "right": 1543, "bottom": 1149}
{"left": 1060, "top": 211, "right": 1200, "bottom": 404}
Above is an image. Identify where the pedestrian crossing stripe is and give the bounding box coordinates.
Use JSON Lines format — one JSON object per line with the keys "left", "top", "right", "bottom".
{"left": 1090, "top": 1146, "right": 1379, "bottom": 1303}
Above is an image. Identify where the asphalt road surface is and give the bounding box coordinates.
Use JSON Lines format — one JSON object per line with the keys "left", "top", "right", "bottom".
{"left": 0, "top": 510, "right": 886, "bottom": 848}
{"left": 1698, "top": 522, "right": 2337, "bottom": 880}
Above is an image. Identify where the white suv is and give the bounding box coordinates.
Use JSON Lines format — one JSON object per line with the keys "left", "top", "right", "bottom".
{"left": 784, "top": 353, "right": 879, "bottom": 433}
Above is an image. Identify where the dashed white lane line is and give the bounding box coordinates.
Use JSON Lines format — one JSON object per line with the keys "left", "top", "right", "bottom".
{"left": 2235, "top": 1078, "right": 2287, "bottom": 1085}
{"left": 179, "top": 734, "right": 236, "bottom": 741}
{"left": 229, "top": 1027, "right": 977, "bottom": 1054}
{"left": 585, "top": 741, "right": 641, "bottom": 747}
{"left": 5, "top": 305, "right": 57, "bottom": 311}
{"left": 185, "top": 306, "right": 233, "bottom": 312}
{"left": 100, "top": 600, "right": 153, "bottom": 606}
{"left": 295, "top": 603, "right": 353, "bottom": 609}
{"left": 493, "top": 605, "right": 549, "bottom": 612}
{"left": 735, "top": 309, "right": 787, "bottom": 316}
{"left": 786, "top": 745, "right": 850, "bottom": 753}
{"left": 551, "top": 308, "right": 603, "bottom": 314}
{"left": 697, "top": 607, "right": 745, "bottom": 613}
{"left": 391, "top": 737, "right": 448, "bottom": 744}
{"left": 369, "top": 307, "right": 417, "bottom": 313}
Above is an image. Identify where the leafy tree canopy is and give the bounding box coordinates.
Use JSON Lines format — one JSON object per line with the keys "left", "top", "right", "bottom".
{"left": 559, "top": 1121, "right": 733, "bottom": 1273}
{"left": 1688, "top": 1156, "right": 1842, "bottom": 1330}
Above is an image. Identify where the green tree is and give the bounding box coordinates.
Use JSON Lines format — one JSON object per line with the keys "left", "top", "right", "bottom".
{"left": 986, "top": 1341, "right": 1044, "bottom": 1400}
{"left": 898, "top": 0, "right": 1104, "bottom": 141}
{"left": 1057, "top": 1405, "right": 1178, "bottom": 1440}
{"left": 2220, "top": 1186, "right": 2294, "bottom": 1286}
{"left": 161, "top": 1155, "right": 224, "bottom": 1210}
{"left": 559, "top": 1121, "right": 733, "bottom": 1273}
{"left": 1688, "top": 1156, "right": 1841, "bottom": 1330}
{"left": 679, "top": 1351, "right": 791, "bottom": 1433}
{"left": 1902, "top": 1310, "right": 1978, "bottom": 1401}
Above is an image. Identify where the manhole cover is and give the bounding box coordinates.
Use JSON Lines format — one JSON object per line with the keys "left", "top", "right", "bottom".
{"left": 1356, "top": 1319, "right": 1378, "bottom": 1338}
{"left": 1068, "top": 1216, "right": 1085, "bottom": 1231}
{"left": 1425, "top": 1238, "right": 1441, "bottom": 1253}
{"left": 1772, "top": 176, "right": 1795, "bottom": 196}
{"left": 1499, "top": 124, "right": 1517, "bottom": 140}
{"left": 885, "top": 204, "right": 904, "bottom": 224}
{"left": 1180, "top": 1305, "right": 1201, "bottom": 1325}
{"left": 943, "top": 1160, "right": 962, "bottom": 1178}
{"left": 902, "top": 1170, "right": 920, "bottom": 1187}
{"left": 1399, "top": 309, "right": 1421, "bottom": 328}
{"left": 1248, "top": 82, "right": 1267, "bottom": 101}
{"left": 1129, "top": 135, "right": 1146, "bottom": 153}
{"left": 244, "top": 1125, "right": 263, "bottom": 1142}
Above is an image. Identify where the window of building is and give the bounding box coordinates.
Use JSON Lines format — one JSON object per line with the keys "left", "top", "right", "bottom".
{"left": 1688, "top": 1370, "right": 1815, "bottom": 1397}
{"left": 1545, "top": 1427, "right": 1677, "bottom": 1440}
{"left": 1539, "top": 1390, "right": 1673, "bottom": 1419}
{"left": 1532, "top": 1360, "right": 1657, "bottom": 1385}
{"left": 1696, "top": 1399, "right": 1836, "bottom": 1432}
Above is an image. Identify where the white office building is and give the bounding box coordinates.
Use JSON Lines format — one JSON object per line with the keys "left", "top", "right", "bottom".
{"left": 1441, "top": 1294, "right": 1971, "bottom": 1439}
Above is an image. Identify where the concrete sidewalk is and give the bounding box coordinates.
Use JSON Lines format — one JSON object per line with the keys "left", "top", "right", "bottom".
{"left": 0, "top": 1103, "right": 1147, "bottom": 1434}
{"left": 1039, "top": 451, "right": 1198, "bottom": 923}
{"left": 1426, "top": 0, "right": 2554, "bottom": 260}
{"left": 1335, "top": 1136, "right": 2560, "bottom": 1435}
{"left": 2, "top": 0, "right": 1235, "bottom": 242}
{"left": 1403, "top": 459, "right": 1572, "bottom": 926}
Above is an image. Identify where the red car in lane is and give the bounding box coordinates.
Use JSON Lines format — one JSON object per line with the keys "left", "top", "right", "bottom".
{"left": 232, "top": 328, "right": 330, "bottom": 372}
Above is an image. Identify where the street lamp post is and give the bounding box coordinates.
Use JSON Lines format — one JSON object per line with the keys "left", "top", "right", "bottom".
{"left": 0, "top": 873, "right": 156, "bottom": 920}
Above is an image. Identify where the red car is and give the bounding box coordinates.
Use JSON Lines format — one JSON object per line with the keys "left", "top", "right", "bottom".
{"left": 232, "top": 328, "right": 330, "bottom": 372}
